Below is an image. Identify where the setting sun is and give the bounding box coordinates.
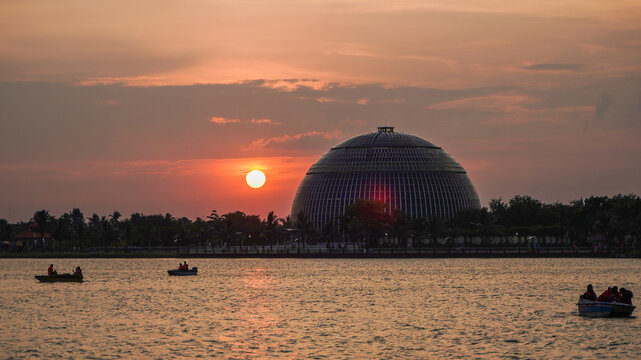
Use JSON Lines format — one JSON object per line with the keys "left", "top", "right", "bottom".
{"left": 246, "top": 169, "right": 266, "bottom": 189}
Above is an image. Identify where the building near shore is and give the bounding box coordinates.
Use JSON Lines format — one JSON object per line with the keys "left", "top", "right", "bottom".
{"left": 291, "top": 127, "right": 481, "bottom": 230}
{"left": 14, "top": 228, "right": 53, "bottom": 250}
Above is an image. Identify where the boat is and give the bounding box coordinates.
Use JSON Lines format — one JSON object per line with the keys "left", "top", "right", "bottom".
{"left": 35, "top": 273, "right": 83, "bottom": 282}
{"left": 168, "top": 267, "right": 198, "bottom": 276}
{"left": 577, "top": 297, "right": 636, "bottom": 317}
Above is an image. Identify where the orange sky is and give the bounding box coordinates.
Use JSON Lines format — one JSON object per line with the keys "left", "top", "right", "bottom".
{"left": 1, "top": 0, "right": 641, "bottom": 222}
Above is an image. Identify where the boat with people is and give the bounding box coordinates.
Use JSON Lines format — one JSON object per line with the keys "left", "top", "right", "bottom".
{"left": 577, "top": 284, "right": 635, "bottom": 317}
{"left": 35, "top": 273, "right": 83, "bottom": 282}
{"left": 36, "top": 264, "right": 83, "bottom": 282}
{"left": 168, "top": 267, "right": 198, "bottom": 276}
{"left": 577, "top": 298, "right": 635, "bottom": 317}
{"left": 168, "top": 261, "right": 197, "bottom": 276}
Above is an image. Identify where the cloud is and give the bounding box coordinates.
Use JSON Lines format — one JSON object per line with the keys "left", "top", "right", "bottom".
{"left": 245, "top": 131, "right": 343, "bottom": 151}
{"left": 596, "top": 94, "right": 613, "bottom": 119}
{"left": 258, "top": 79, "right": 326, "bottom": 91}
{"left": 210, "top": 117, "right": 281, "bottom": 125}
{"left": 2, "top": 79, "right": 640, "bottom": 167}
{"left": 342, "top": 117, "right": 368, "bottom": 125}
{"left": 77, "top": 76, "right": 169, "bottom": 86}
{"left": 209, "top": 117, "right": 241, "bottom": 125}
{"left": 484, "top": 105, "right": 595, "bottom": 125}
{"left": 92, "top": 98, "right": 121, "bottom": 106}
{"left": 522, "top": 63, "right": 585, "bottom": 72}
{"left": 427, "top": 93, "right": 533, "bottom": 112}
{"left": 250, "top": 118, "right": 282, "bottom": 125}
{"left": 313, "top": 97, "right": 370, "bottom": 105}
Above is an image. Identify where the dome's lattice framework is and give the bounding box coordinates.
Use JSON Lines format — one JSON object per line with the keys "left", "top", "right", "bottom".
{"left": 291, "top": 127, "right": 481, "bottom": 230}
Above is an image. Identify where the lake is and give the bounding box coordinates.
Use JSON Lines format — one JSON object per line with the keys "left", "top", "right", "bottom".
{"left": 1, "top": 258, "right": 639, "bottom": 359}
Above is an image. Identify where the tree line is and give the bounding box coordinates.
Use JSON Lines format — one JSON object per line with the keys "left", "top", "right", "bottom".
{"left": 0, "top": 194, "right": 640, "bottom": 251}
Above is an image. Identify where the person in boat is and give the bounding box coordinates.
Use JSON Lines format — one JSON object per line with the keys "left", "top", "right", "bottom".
{"left": 74, "top": 266, "right": 82, "bottom": 275}
{"left": 581, "top": 284, "right": 597, "bottom": 301}
{"left": 178, "top": 262, "right": 183, "bottom": 270}
{"left": 47, "top": 264, "right": 58, "bottom": 276}
{"left": 596, "top": 286, "right": 618, "bottom": 302}
{"left": 618, "top": 288, "right": 633, "bottom": 304}
{"left": 182, "top": 261, "right": 188, "bottom": 271}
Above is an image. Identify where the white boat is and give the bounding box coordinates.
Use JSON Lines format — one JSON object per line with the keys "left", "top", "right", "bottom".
{"left": 577, "top": 297, "right": 635, "bottom": 317}
{"left": 167, "top": 267, "right": 198, "bottom": 276}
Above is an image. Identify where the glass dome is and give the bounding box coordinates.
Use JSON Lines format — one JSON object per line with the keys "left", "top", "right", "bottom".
{"left": 291, "top": 127, "right": 481, "bottom": 230}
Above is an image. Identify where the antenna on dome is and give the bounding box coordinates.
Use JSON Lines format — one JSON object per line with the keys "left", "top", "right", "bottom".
{"left": 378, "top": 119, "right": 394, "bottom": 133}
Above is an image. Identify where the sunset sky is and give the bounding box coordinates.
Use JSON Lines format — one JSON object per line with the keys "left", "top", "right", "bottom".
{"left": 1, "top": 0, "right": 641, "bottom": 222}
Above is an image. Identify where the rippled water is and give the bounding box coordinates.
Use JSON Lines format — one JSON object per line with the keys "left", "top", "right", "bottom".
{"left": 1, "top": 258, "right": 639, "bottom": 359}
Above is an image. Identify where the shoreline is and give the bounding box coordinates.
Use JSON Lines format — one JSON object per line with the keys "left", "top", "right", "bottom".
{"left": 1, "top": 251, "right": 638, "bottom": 259}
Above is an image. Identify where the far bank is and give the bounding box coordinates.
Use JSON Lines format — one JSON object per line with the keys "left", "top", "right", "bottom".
{"left": 2, "top": 246, "right": 639, "bottom": 259}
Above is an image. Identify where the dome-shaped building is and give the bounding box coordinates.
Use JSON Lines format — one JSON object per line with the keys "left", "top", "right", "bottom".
{"left": 291, "top": 127, "right": 481, "bottom": 230}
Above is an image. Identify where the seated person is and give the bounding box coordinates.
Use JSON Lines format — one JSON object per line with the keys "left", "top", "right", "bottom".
{"left": 178, "top": 262, "right": 183, "bottom": 270}
{"left": 74, "top": 266, "right": 82, "bottom": 275}
{"left": 581, "top": 284, "right": 597, "bottom": 301}
{"left": 47, "top": 264, "right": 57, "bottom": 276}
{"left": 596, "top": 286, "right": 618, "bottom": 302}
{"left": 618, "top": 288, "right": 633, "bottom": 304}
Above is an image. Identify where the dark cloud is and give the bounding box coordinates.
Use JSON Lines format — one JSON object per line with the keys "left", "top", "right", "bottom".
{"left": 245, "top": 131, "right": 342, "bottom": 152}
{"left": 0, "top": 38, "right": 196, "bottom": 83}
{"left": 523, "top": 64, "right": 585, "bottom": 72}
{"left": 1, "top": 79, "right": 639, "bottom": 167}
{"left": 596, "top": 94, "right": 613, "bottom": 119}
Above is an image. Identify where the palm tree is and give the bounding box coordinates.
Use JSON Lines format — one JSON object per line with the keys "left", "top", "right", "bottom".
{"left": 0, "top": 218, "right": 12, "bottom": 243}
{"left": 322, "top": 219, "right": 339, "bottom": 250}
{"left": 54, "top": 213, "right": 73, "bottom": 249}
{"left": 294, "top": 211, "right": 314, "bottom": 249}
{"left": 263, "top": 211, "right": 280, "bottom": 246}
{"left": 32, "top": 210, "right": 52, "bottom": 250}
{"left": 70, "top": 208, "right": 86, "bottom": 249}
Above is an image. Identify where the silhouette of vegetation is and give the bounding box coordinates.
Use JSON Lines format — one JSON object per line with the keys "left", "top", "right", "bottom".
{"left": 1, "top": 194, "right": 640, "bottom": 252}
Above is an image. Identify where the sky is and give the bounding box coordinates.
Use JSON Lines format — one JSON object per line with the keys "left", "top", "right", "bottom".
{"left": 1, "top": 0, "right": 641, "bottom": 222}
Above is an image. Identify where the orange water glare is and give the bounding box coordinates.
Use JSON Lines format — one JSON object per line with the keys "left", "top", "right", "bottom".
{"left": 218, "top": 267, "right": 290, "bottom": 358}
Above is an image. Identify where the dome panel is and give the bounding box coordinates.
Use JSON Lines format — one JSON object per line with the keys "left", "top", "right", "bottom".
{"left": 291, "top": 127, "right": 481, "bottom": 230}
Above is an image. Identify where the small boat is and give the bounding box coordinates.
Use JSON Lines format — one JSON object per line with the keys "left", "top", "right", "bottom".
{"left": 168, "top": 267, "right": 198, "bottom": 276}
{"left": 577, "top": 297, "right": 636, "bottom": 317}
{"left": 35, "top": 273, "right": 83, "bottom": 283}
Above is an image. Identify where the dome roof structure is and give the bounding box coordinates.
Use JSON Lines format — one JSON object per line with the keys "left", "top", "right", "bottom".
{"left": 291, "top": 127, "right": 481, "bottom": 230}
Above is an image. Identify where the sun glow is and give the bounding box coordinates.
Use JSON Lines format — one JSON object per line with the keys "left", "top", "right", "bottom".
{"left": 246, "top": 170, "right": 266, "bottom": 189}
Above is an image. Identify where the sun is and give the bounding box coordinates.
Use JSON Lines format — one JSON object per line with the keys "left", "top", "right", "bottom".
{"left": 246, "top": 169, "right": 266, "bottom": 188}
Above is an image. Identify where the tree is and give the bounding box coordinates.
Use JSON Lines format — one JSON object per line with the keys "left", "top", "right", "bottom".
{"left": 261, "top": 211, "right": 280, "bottom": 245}
{"left": 87, "top": 214, "right": 103, "bottom": 248}
{"left": 294, "top": 211, "right": 315, "bottom": 248}
{"left": 322, "top": 219, "right": 339, "bottom": 248}
{"left": 507, "top": 195, "right": 542, "bottom": 227}
{"left": 109, "top": 211, "right": 122, "bottom": 246}
{"left": 344, "top": 199, "right": 393, "bottom": 249}
{"left": 221, "top": 211, "right": 247, "bottom": 247}
{"left": 70, "top": 208, "right": 87, "bottom": 249}
{"left": 32, "top": 210, "right": 52, "bottom": 249}
{"left": 425, "top": 215, "right": 446, "bottom": 245}
{"left": 0, "top": 218, "right": 12, "bottom": 242}
{"left": 53, "top": 213, "right": 73, "bottom": 249}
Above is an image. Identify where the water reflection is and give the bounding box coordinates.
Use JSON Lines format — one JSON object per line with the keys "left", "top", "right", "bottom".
{"left": 1, "top": 258, "right": 639, "bottom": 359}
{"left": 221, "top": 267, "right": 292, "bottom": 358}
